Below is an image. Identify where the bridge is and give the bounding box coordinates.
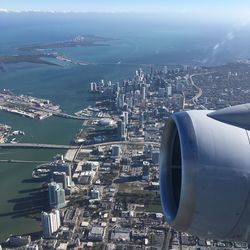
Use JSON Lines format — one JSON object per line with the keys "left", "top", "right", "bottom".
{"left": 0, "top": 160, "right": 49, "bottom": 164}
{"left": 81, "top": 141, "right": 160, "bottom": 148}
{"left": 0, "top": 141, "right": 160, "bottom": 150}
{"left": 54, "top": 112, "right": 87, "bottom": 120}
{"left": 0, "top": 143, "right": 78, "bottom": 150}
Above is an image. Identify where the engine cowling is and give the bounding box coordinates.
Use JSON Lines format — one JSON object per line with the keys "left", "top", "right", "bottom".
{"left": 160, "top": 110, "right": 250, "bottom": 241}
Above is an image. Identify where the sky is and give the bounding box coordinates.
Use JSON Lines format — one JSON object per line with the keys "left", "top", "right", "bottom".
{"left": 1, "top": 0, "right": 250, "bottom": 22}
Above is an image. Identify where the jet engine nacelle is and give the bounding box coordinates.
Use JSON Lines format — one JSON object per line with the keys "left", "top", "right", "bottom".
{"left": 160, "top": 106, "right": 250, "bottom": 241}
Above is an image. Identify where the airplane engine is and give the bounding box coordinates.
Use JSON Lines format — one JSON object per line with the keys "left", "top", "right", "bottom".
{"left": 160, "top": 108, "right": 250, "bottom": 241}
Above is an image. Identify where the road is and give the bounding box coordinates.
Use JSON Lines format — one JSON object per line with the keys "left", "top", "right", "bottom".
{"left": 189, "top": 72, "right": 214, "bottom": 106}
{"left": 81, "top": 140, "right": 160, "bottom": 148}
{"left": 190, "top": 73, "right": 203, "bottom": 104}
{"left": 0, "top": 141, "right": 160, "bottom": 150}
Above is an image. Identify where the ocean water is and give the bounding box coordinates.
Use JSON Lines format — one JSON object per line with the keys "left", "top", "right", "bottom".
{"left": 0, "top": 13, "right": 250, "bottom": 241}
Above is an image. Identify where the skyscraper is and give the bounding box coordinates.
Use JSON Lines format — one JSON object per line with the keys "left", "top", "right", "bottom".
{"left": 158, "top": 87, "right": 165, "bottom": 98}
{"left": 118, "top": 94, "right": 125, "bottom": 109}
{"left": 53, "top": 172, "right": 68, "bottom": 189}
{"left": 90, "top": 82, "right": 97, "bottom": 92}
{"left": 122, "top": 111, "right": 129, "bottom": 127}
{"left": 48, "top": 182, "right": 66, "bottom": 209}
{"left": 167, "top": 86, "right": 172, "bottom": 96}
{"left": 152, "top": 150, "right": 160, "bottom": 165}
{"left": 141, "top": 85, "right": 146, "bottom": 100}
{"left": 142, "top": 161, "right": 150, "bottom": 181}
{"left": 50, "top": 159, "right": 72, "bottom": 187}
{"left": 117, "top": 119, "right": 126, "bottom": 141}
{"left": 41, "top": 210, "right": 61, "bottom": 239}
{"left": 139, "top": 111, "right": 145, "bottom": 128}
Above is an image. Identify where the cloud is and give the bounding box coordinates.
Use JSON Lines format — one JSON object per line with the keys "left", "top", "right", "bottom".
{"left": 0, "top": 9, "right": 80, "bottom": 14}
{"left": 213, "top": 43, "right": 220, "bottom": 51}
{"left": 0, "top": 8, "right": 9, "bottom": 12}
{"left": 0, "top": 9, "right": 131, "bottom": 14}
{"left": 227, "top": 32, "right": 235, "bottom": 41}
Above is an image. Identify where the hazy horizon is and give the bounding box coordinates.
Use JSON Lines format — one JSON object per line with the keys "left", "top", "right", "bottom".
{"left": 1, "top": 0, "right": 250, "bottom": 24}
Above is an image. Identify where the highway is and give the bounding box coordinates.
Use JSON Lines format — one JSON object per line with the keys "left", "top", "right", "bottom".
{"left": 0, "top": 141, "right": 160, "bottom": 150}
{"left": 190, "top": 73, "right": 203, "bottom": 104}
{"left": 189, "top": 72, "right": 214, "bottom": 105}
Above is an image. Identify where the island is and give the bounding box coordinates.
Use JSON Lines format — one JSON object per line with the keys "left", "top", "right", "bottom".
{"left": 17, "top": 35, "right": 111, "bottom": 51}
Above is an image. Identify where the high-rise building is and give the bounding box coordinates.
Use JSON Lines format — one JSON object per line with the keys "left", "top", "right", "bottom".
{"left": 138, "top": 68, "right": 143, "bottom": 77}
{"left": 167, "top": 86, "right": 172, "bottom": 96}
{"left": 176, "top": 81, "right": 183, "bottom": 93}
{"left": 204, "top": 97, "right": 208, "bottom": 104}
{"left": 164, "top": 66, "right": 168, "bottom": 74}
{"left": 50, "top": 159, "right": 72, "bottom": 186}
{"left": 90, "top": 82, "right": 97, "bottom": 92}
{"left": 111, "top": 145, "right": 121, "bottom": 159}
{"left": 122, "top": 111, "right": 129, "bottom": 127}
{"left": 115, "top": 82, "right": 120, "bottom": 91}
{"left": 90, "top": 189, "right": 101, "bottom": 200}
{"left": 118, "top": 94, "right": 125, "bottom": 109}
{"left": 139, "top": 111, "right": 145, "bottom": 128}
{"left": 41, "top": 210, "right": 60, "bottom": 239}
{"left": 152, "top": 150, "right": 160, "bottom": 165}
{"left": 48, "top": 182, "right": 66, "bottom": 209}
{"left": 141, "top": 85, "right": 146, "bottom": 100}
{"left": 150, "top": 66, "right": 154, "bottom": 77}
{"left": 117, "top": 120, "right": 126, "bottom": 141}
{"left": 144, "top": 144, "right": 153, "bottom": 158}
{"left": 127, "top": 96, "right": 133, "bottom": 108}
{"left": 158, "top": 87, "right": 165, "bottom": 98}
{"left": 142, "top": 161, "right": 150, "bottom": 180}
{"left": 53, "top": 172, "right": 67, "bottom": 189}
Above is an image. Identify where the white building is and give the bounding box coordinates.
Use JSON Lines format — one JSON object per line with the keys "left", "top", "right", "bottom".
{"left": 90, "top": 82, "right": 97, "bottom": 92}
{"left": 141, "top": 86, "right": 146, "bottom": 100}
{"left": 167, "top": 86, "right": 172, "bottom": 96}
{"left": 41, "top": 210, "right": 61, "bottom": 238}
{"left": 26, "top": 244, "right": 39, "bottom": 250}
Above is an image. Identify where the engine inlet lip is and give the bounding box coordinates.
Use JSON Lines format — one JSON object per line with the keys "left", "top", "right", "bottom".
{"left": 160, "top": 111, "right": 198, "bottom": 231}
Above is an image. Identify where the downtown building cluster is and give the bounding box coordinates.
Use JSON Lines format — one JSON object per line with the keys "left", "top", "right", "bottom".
{"left": 4, "top": 63, "right": 250, "bottom": 249}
